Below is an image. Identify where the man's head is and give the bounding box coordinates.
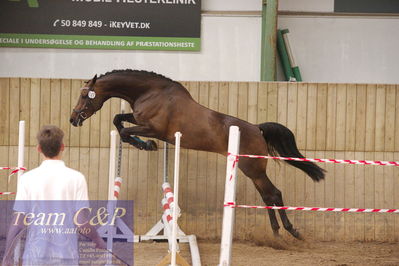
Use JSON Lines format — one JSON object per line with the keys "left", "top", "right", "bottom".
{"left": 36, "top": 125, "right": 64, "bottom": 159}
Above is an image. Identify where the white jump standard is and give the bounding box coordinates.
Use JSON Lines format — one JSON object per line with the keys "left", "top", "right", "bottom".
{"left": 139, "top": 133, "right": 201, "bottom": 266}
{"left": 98, "top": 130, "right": 134, "bottom": 251}
{"left": 99, "top": 129, "right": 201, "bottom": 265}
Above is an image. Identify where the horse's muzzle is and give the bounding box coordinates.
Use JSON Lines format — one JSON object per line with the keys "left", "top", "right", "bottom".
{"left": 70, "top": 117, "right": 83, "bottom": 127}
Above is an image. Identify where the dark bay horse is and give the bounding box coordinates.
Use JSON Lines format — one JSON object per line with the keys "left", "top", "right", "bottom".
{"left": 70, "top": 69, "right": 325, "bottom": 239}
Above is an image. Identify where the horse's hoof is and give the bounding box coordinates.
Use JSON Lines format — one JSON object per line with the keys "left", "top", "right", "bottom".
{"left": 131, "top": 139, "right": 146, "bottom": 150}
{"left": 272, "top": 231, "right": 280, "bottom": 238}
{"left": 145, "top": 140, "right": 158, "bottom": 151}
{"left": 290, "top": 229, "right": 303, "bottom": 240}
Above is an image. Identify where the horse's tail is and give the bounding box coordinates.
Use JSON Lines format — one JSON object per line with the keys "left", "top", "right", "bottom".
{"left": 258, "top": 122, "right": 325, "bottom": 182}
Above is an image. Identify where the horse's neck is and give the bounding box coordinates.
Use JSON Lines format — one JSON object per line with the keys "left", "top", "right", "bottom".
{"left": 99, "top": 77, "right": 142, "bottom": 104}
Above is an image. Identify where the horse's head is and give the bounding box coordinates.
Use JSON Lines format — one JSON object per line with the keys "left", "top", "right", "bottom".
{"left": 70, "top": 74, "right": 102, "bottom": 127}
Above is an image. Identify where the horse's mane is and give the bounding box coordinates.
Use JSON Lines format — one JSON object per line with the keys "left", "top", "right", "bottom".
{"left": 98, "top": 69, "right": 175, "bottom": 82}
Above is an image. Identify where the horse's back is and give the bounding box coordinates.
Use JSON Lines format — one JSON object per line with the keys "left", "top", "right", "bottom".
{"left": 146, "top": 81, "right": 268, "bottom": 157}
{"left": 176, "top": 104, "right": 267, "bottom": 156}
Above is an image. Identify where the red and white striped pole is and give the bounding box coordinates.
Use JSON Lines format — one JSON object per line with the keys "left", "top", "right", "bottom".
{"left": 114, "top": 177, "right": 122, "bottom": 199}
{"left": 161, "top": 184, "right": 174, "bottom": 251}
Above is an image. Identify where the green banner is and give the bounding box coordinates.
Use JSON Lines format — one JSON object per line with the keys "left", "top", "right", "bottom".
{"left": 0, "top": 33, "right": 200, "bottom": 50}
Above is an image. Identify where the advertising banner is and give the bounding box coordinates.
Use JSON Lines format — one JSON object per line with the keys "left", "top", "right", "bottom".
{"left": 0, "top": 0, "right": 201, "bottom": 51}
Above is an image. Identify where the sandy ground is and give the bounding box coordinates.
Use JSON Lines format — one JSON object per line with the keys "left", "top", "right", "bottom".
{"left": 134, "top": 240, "right": 399, "bottom": 266}
{"left": 1, "top": 238, "right": 398, "bottom": 265}
{"left": 134, "top": 239, "right": 399, "bottom": 266}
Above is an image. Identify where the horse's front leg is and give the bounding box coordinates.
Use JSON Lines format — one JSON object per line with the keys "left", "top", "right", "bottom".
{"left": 120, "top": 125, "right": 158, "bottom": 151}
{"left": 113, "top": 114, "right": 156, "bottom": 151}
{"left": 113, "top": 113, "right": 136, "bottom": 132}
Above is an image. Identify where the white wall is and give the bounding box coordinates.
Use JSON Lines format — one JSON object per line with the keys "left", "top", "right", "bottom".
{"left": 202, "top": 0, "right": 334, "bottom": 12}
{"left": 0, "top": 16, "right": 261, "bottom": 81}
{"left": 202, "top": 0, "right": 261, "bottom": 11}
{"left": 1, "top": 0, "right": 399, "bottom": 83}
{"left": 279, "top": 0, "right": 334, "bottom": 12}
{"left": 279, "top": 15, "right": 399, "bottom": 84}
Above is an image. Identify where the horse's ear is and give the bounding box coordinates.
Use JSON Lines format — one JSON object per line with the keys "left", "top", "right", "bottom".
{"left": 92, "top": 74, "right": 97, "bottom": 84}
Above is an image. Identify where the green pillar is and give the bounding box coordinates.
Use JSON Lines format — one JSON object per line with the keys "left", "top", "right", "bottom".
{"left": 260, "top": 0, "right": 278, "bottom": 81}
{"left": 277, "top": 29, "right": 295, "bottom": 81}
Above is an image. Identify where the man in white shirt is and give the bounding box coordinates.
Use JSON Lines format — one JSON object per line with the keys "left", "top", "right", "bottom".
{"left": 2, "top": 125, "right": 105, "bottom": 265}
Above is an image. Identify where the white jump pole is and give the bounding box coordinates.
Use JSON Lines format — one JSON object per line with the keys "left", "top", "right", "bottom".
{"left": 108, "top": 131, "right": 117, "bottom": 201}
{"left": 17, "top": 121, "right": 25, "bottom": 183}
{"left": 121, "top": 100, "right": 127, "bottom": 114}
{"left": 163, "top": 142, "right": 169, "bottom": 183}
{"left": 171, "top": 132, "right": 182, "bottom": 266}
{"left": 14, "top": 121, "right": 25, "bottom": 264}
{"left": 219, "top": 126, "right": 240, "bottom": 266}
{"left": 106, "top": 130, "right": 118, "bottom": 255}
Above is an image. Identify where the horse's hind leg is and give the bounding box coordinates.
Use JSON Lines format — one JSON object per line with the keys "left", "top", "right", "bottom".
{"left": 250, "top": 175, "right": 281, "bottom": 236}
{"left": 240, "top": 159, "right": 301, "bottom": 239}
{"left": 251, "top": 175, "right": 302, "bottom": 239}
{"left": 266, "top": 208, "right": 280, "bottom": 237}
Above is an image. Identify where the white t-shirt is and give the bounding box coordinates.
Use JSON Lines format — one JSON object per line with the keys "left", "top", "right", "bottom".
{"left": 14, "top": 160, "right": 89, "bottom": 265}
{"left": 16, "top": 159, "right": 88, "bottom": 201}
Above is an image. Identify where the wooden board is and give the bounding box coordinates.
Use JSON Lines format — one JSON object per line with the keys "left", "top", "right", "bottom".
{"left": 0, "top": 78, "right": 10, "bottom": 146}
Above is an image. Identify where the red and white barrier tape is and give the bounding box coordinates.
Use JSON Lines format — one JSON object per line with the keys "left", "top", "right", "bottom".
{"left": 0, "top": 167, "right": 25, "bottom": 196}
{"left": 225, "top": 153, "right": 399, "bottom": 213}
{"left": 113, "top": 177, "right": 123, "bottom": 199}
{"left": 228, "top": 153, "right": 399, "bottom": 167}
{"left": 0, "top": 192, "right": 16, "bottom": 195}
{"left": 2, "top": 167, "right": 27, "bottom": 183}
{"left": 1, "top": 167, "right": 27, "bottom": 175}
{"left": 224, "top": 202, "right": 399, "bottom": 213}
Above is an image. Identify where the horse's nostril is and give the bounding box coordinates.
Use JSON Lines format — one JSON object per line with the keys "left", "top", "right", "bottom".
{"left": 69, "top": 118, "right": 74, "bottom": 123}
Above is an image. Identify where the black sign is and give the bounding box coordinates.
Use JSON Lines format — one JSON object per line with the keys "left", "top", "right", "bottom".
{"left": 0, "top": 0, "right": 201, "bottom": 50}
{"left": 335, "top": 0, "right": 399, "bottom": 14}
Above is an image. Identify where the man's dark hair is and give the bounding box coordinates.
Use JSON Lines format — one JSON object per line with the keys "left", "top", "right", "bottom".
{"left": 36, "top": 125, "right": 64, "bottom": 158}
